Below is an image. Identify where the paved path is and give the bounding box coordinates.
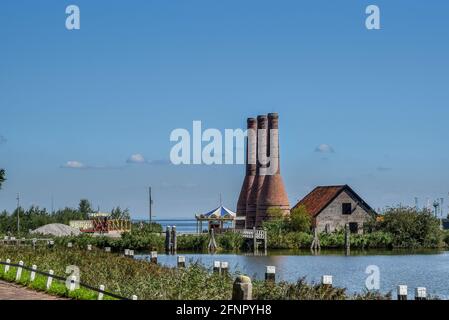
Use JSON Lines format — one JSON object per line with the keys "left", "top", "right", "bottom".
{"left": 0, "top": 280, "right": 67, "bottom": 300}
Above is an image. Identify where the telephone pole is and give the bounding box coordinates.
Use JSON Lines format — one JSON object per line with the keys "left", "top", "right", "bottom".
{"left": 16, "top": 193, "right": 20, "bottom": 237}
{"left": 149, "top": 187, "right": 153, "bottom": 223}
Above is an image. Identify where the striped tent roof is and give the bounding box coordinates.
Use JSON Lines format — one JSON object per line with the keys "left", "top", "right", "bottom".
{"left": 197, "top": 206, "right": 236, "bottom": 219}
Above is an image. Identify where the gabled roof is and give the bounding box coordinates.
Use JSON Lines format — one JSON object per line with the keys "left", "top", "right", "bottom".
{"left": 292, "top": 185, "right": 376, "bottom": 217}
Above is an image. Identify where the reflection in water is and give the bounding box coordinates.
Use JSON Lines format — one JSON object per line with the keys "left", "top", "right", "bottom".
{"left": 135, "top": 249, "right": 449, "bottom": 299}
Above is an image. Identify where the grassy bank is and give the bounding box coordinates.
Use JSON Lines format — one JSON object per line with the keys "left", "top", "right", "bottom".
{"left": 0, "top": 246, "right": 391, "bottom": 300}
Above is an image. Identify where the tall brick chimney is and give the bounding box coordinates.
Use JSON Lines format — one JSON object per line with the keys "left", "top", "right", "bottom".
{"left": 245, "top": 115, "right": 268, "bottom": 229}
{"left": 236, "top": 118, "right": 257, "bottom": 229}
{"left": 256, "top": 113, "right": 290, "bottom": 227}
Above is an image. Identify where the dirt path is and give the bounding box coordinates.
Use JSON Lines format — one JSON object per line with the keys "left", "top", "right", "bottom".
{"left": 0, "top": 280, "right": 67, "bottom": 300}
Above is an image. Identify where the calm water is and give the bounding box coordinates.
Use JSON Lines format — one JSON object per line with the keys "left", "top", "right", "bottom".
{"left": 155, "top": 219, "right": 198, "bottom": 233}
{"left": 151, "top": 219, "right": 232, "bottom": 233}
{"left": 136, "top": 249, "right": 449, "bottom": 299}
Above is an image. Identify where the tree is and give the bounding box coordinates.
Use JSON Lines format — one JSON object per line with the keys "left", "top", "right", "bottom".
{"left": 288, "top": 205, "right": 311, "bottom": 232}
{"left": 110, "top": 206, "right": 130, "bottom": 220}
{"left": 78, "top": 199, "right": 92, "bottom": 215}
{"left": 371, "top": 206, "right": 443, "bottom": 247}
{"left": 0, "top": 169, "right": 5, "bottom": 189}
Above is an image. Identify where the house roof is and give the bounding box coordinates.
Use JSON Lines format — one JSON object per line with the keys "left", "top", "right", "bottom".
{"left": 196, "top": 206, "right": 236, "bottom": 220}
{"left": 292, "top": 185, "right": 376, "bottom": 217}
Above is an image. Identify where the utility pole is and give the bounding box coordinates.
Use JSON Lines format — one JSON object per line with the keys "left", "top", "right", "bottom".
{"left": 149, "top": 187, "right": 153, "bottom": 223}
{"left": 16, "top": 193, "right": 20, "bottom": 237}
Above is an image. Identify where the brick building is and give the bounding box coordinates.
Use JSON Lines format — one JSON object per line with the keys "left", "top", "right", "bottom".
{"left": 292, "top": 185, "right": 376, "bottom": 234}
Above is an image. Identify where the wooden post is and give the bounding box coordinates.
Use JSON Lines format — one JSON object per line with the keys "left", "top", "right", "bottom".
{"left": 165, "top": 226, "right": 171, "bottom": 254}
{"left": 220, "top": 261, "right": 229, "bottom": 275}
{"left": 171, "top": 226, "right": 177, "bottom": 254}
{"left": 263, "top": 228, "right": 268, "bottom": 254}
{"left": 208, "top": 228, "right": 217, "bottom": 253}
{"left": 30, "top": 265, "right": 37, "bottom": 282}
{"left": 46, "top": 270, "right": 54, "bottom": 289}
{"left": 311, "top": 228, "right": 321, "bottom": 253}
{"left": 321, "top": 275, "right": 333, "bottom": 287}
{"left": 177, "top": 256, "right": 186, "bottom": 268}
{"left": 253, "top": 227, "right": 257, "bottom": 253}
{"left": 150, "top": 251, "right": 158, "bottom": 264}
{"left": 344, "top": 224, "right": 350, "bottom": 255}
{"left": 397, "top": 285, "right": 408, "bottom": 300}
{"left": 415, "top": 287, "right": 427, "bottom": 300}
{"left": 98, "top": 285, "right": 105, "bottom": 300}
{"left": 16, "top": 261, "right": 23, "bottom": 281}
{"left": 265, "top": 266, "right": 275, "bottom": 283}
{"left": 213, "top": 261, "right": 221, "bottom": 274}
{"left": 69, "top": 275, "right": 77, "bottom": 291}
{"left": 232, "top": 275, "right": 253, "bottom": 300}
{"left": 32, "top": 238, "right": 37, "bottom": 249}
{"left": 4, "top": 259, "right": 10, "bottom": 273}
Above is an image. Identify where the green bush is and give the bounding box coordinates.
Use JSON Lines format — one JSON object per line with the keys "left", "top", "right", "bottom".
{"left": 368, "top": 206, "right": 443, "bottom": 248}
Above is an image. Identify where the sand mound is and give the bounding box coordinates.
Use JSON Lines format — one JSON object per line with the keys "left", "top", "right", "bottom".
{"left": 30, "top": 223, "right": 81, "bottom": 237}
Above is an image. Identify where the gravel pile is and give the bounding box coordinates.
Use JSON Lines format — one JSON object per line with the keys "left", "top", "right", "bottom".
{"left": 30, "top": 223, "right": 81, "bottom": 237}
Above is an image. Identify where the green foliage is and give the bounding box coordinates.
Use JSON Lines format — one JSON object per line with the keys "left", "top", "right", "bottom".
{"left": 368, "top": 206, "right": 443, "bottom": 248}
{"left": 111, "top": 207, "right": 131, "bottom": 220}
{"left": 78, "top": 199, "right": 92, "bottom": 215}
{"left": 216, "top": 232, "right": 245, "bottom": 251}
{"left": 0, "top": 168, "right": 5, "bottom": 189}
{"left": 132, "top": 221, "right": 163, "bottom": 233}
{"left": 288, "top": 206, "right": 311, "bottom": 232}
{"left": 0, "top": 206, "right": 89, "bottom": 236}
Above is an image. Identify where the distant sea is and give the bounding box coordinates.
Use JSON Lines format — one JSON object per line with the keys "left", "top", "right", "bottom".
{"left": 132, "top": 219, "right": 233, "bottom": 233}
{"left": 132, "top": 219, "right": 198, "bottom": 233}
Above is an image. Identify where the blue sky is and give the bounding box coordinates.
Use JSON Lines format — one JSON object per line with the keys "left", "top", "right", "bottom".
{"left": 0, "top": 1, "right": 448, "bottom": 218}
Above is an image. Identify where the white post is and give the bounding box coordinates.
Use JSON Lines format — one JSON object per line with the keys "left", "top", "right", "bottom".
{"left": 87, "top": 244, "right": 92, "bottom": 251}
{"left": 105, "top": 247, "right": 111, "bottom": 253}
{"left": 124, "top": 249, "right": 130, "bottom": 256}
{"left": 321, "top": 275, "right": 333, "bottom": 286}
{"left": 46, "top": 270, "right": 54, "bottom": 289}
{"left": 129, "top": 250, "right": 134, "bottom": 257}
{"left": 132, "top": 295, "right": 138, "bottom": 300}
{"left": 15, "top": 261, "right": 24, "bottom": 281}
{"left": 415, "top": 287, "right": 427, "bottom": 300}
{"left": 69, "top": 275, "right": 77, "bottom": 291}
{"left": 4, "top": 259, "right": 10, "bottom": 273}
{"left": 98, "top": 285, "right": 105, "bottom": 300}
{"left": 30, "top": 265, "right": 37, "bottom": 281}
{"left": 220, "top": 261, "right": 229, "bottom": 274}
{"left": 213, "top": 261, "right": 221, "bottom": 273}
{"left": 265, "top": 266, "right": 276, "bottom": 282}
{"left": 397, "top": 285, "right": 408, "bottom": 300}
{"left": 67, "top": 242, "right": 73, "bottom": 248}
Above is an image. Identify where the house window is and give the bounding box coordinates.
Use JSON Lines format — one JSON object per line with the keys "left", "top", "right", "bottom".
{"left": 342, "top": 203, "right": 352, "bottom": 215}
{"left": 349, "top": 222, "right": 358, "bottom": 234}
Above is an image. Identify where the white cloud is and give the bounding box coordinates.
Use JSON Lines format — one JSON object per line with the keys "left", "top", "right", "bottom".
{"left": 315, "top": 144, "right": 335, "bottom": 153}
{"left": 127, "top": 153, "right": 146, "bottom": 164}
{"left": 62, "top": 161, "right": 85, "bottom": 169}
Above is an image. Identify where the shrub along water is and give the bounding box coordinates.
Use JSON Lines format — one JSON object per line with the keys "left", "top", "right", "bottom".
{"left": 0, "top": 246, "right": 391, "bottom": 300}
